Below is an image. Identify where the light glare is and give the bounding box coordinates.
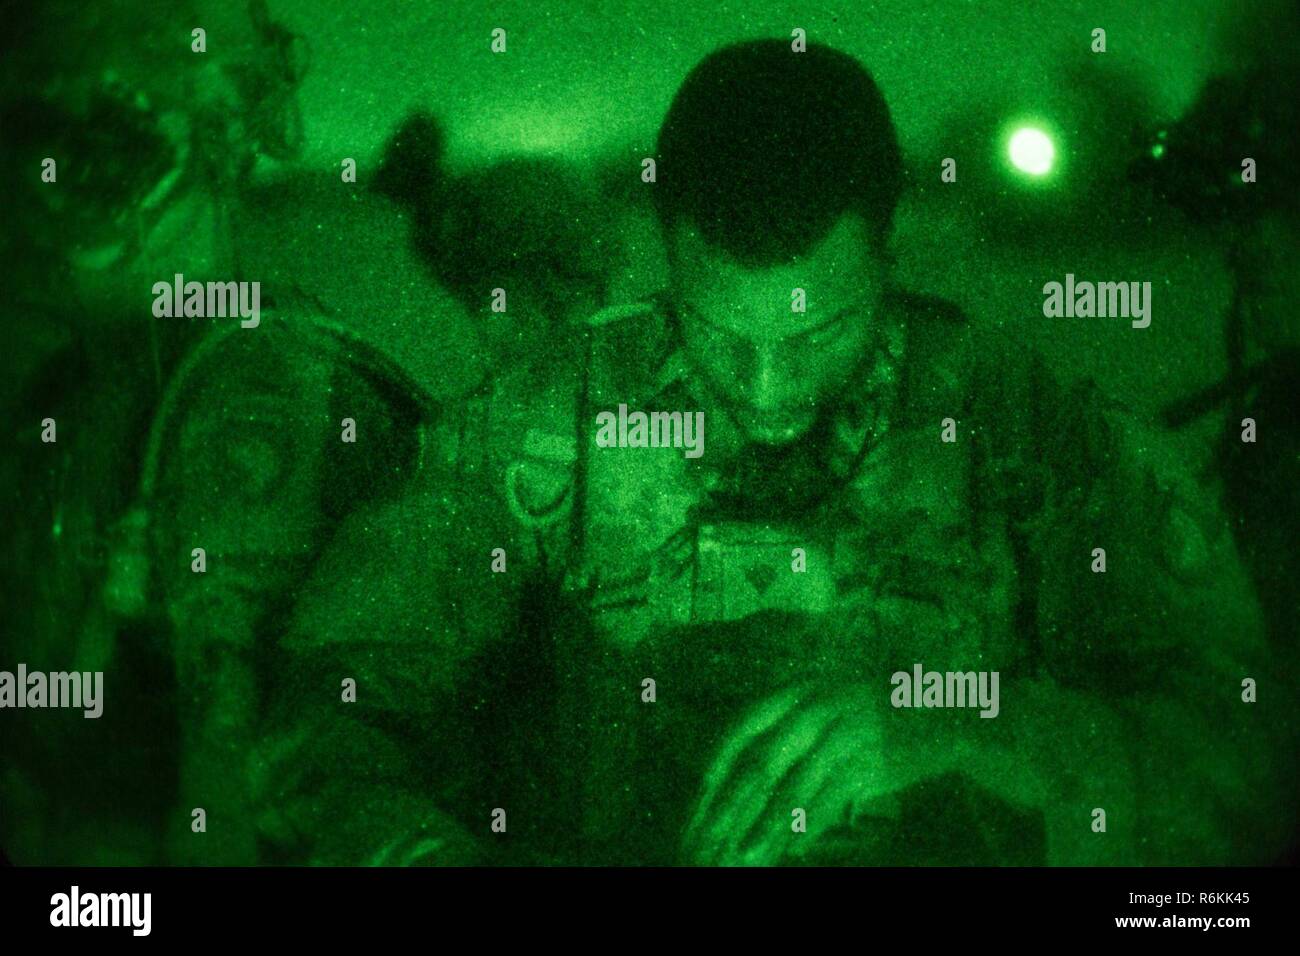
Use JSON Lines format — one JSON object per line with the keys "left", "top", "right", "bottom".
{"left": 1009, "top": 127, "right": 1055, "bottom": 176}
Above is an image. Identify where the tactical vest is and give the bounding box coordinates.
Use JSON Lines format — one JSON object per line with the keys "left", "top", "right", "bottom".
{"left": 485, "top": 291, "right": 1040, "bottom": 861}
{"left": 495, "top": 292, "right": 1028, "bottom": 664}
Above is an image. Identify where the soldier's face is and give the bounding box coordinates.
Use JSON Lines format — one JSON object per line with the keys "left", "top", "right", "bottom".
{"left": 670, "top": 213, "right": 886, "bottom": 446}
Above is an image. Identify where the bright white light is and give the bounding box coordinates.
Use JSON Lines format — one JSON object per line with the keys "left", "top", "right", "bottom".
{"left": 1008, "top": 127, "right": 1055, "bottom": 176}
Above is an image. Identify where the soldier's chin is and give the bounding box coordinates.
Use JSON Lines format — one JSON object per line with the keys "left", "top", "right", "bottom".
{"left": 737, "top": 409, "right": 816, "bottom": 446}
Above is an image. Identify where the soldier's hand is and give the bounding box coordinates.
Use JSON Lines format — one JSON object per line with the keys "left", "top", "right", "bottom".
{"left": 680, "top": 682, "right": 940, "bottom": 865}
{"left": 681, "top": 678, "right": 1138, "bottom": 866}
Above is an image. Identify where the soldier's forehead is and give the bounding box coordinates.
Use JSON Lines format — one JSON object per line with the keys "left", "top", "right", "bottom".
{"left": 672, "top": 216, "right": 878, "bottom": 321}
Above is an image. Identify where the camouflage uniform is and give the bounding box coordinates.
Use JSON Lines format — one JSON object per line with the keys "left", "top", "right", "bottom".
{"left": 148, "top": 289, "right": 1292, "bottom": 865}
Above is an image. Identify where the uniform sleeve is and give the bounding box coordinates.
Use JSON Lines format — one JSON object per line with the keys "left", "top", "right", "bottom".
{"left": 1015, "top": 358, "right": 1293, "bottom": 863}
{"left": 244, "top": 391, "right": 538, "bottom": 865}
{"left": 150, "top": 327, "right": 334, "bottom": 863}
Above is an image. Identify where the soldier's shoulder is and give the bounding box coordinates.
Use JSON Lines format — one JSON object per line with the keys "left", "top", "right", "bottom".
{"left": 172, "top": 301, "right": 447, "bottom": 418}
{"left": 149, "top": 304, "right": 443, "bottom": 503}
{"left": 167, "top": 307, "right": 326, "bottom": 395}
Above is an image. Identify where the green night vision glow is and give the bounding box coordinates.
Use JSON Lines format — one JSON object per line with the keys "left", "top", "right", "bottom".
{"left": 1008, "top": 126, "right": 1055, "bottom": 177}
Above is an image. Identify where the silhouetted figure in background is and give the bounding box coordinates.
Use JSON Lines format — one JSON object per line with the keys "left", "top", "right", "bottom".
{"left": 375, "top": 111, "right": 613, "bottom": 386}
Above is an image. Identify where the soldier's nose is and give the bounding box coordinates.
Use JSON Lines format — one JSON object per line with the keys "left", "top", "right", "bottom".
{"left": 750, "top": 348, "right": 784, "bottom": 409}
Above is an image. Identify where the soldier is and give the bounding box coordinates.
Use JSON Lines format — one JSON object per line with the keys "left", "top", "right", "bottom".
{"left": 168, "top": 39, "right": 1290, "bottom": 865}
{"left": 0, "top": 0, "right": 310, "bottom": 864}
{"left": 374, "top": 109, "right": 614, "bottom": 390}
